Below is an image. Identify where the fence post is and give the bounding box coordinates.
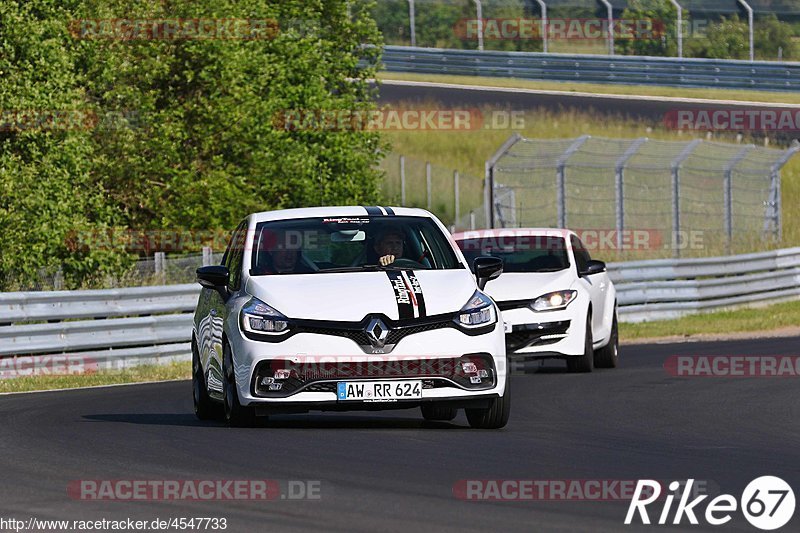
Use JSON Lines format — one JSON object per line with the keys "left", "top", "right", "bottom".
{"left": 470, "top": 210, "right": 476, "bottom": 230}
{"left": 767, "top": 140, "right": 800, "bottom": 241}
{"left": 400, "top": 155, "right": 406, "bottom": 206}
{"left": 407, "top": 0, "right": 416, "bottom": 47}
{"left": 670, "top": 139, "right": 702, "bottom": 258}
{"left": 615, "top": 138, "right": 648, "bottom": 250}
{"left": 426, "top": 162, "right": 432, "bottom": 210}
{"left": 154, "top": 251, "right": 166, "bottom": 279}
{"left": 485, "top": 133, "right": 523, "bottom": 229}
{"left": 202, "top": 246, "right": 213, "bottom": 266}
{"left": 454, "top": 170, "right": 460, "bottom": 223}
{"left": 724, "top": 146, "right": 753, "bottom": 254}
{"left": 556, "top": 135, "right": 590, "bottom": 228}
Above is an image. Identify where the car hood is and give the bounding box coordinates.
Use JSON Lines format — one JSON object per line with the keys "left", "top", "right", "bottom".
{"left": 244, "top": 269, "right": 477, "bottom": 321}
{"left": 481, "top": 269, "right": 576, "bottom": 303}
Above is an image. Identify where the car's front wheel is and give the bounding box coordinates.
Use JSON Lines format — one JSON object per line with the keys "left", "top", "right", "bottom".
{"left": 420, "top": 403, "right": 458, "bottom": 421}
{"left": 222, "top": 342, "right": 258, "bottom": 427}
{"left": 193, "top": 340, "right": 220, "bottom": 421}
{"left": 567, "top": 315, "right": 594, "bottom": 373}
{"left": 594, "top": 311, "right": 619, "bottom": 368}
{"left": 465, "top": 378, "right": 510, "bottom": 429}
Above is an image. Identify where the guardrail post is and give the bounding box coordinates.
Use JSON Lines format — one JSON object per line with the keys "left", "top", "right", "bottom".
{"left": 670, "top": 139, "right": 702, "bottom": 258}
{"left": 154, "top": 252, "right": 166, "bottom": 278}
{"left": 426, "top": 162, "right": 432, "bottom": 210}
{"left": 202, "top": 246, "right": 213, "bottom": 266}
{"left": 724, "top": 146, "right": 753, "bottom": 254}
{"left": 556, "top": 135, "right": 590, "bottom": 228}
{"left": 615, "top": 138, "right": 648, "bottom": 250}
{"left": 400, "top": 155, "right": 406, "bottom": 206}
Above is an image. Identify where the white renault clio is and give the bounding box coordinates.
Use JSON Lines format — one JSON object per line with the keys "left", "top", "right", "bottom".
{"left": 192, "top": 207, "right": 509, "bottom": 428}
{"left": 453, "top": 228, "right": 618, "bottom": 373}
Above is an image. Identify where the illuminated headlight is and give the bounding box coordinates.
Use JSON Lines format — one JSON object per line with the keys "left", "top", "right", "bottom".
{"left": 530, "top": 290, "right": 577, "bottom": 312}
{"left": 456, "top": 291, "right": 498, "bottom": 329}
{"left": 241, "top": 298, "right": 289, "bottom": 335}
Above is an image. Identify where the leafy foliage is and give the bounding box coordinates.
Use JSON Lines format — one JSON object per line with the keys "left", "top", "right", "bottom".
{"left": 0, "top": 0, "right": 385, "bottom": 290}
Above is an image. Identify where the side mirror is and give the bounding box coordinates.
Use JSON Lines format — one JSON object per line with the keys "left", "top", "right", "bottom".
{"left": 580, "top": 259, "right": 606, "bottom": 277}
{"left": 473, "top": 256, "right": 503, "bottom": 290}
{"left": 197, "top": 265, "right": 230, "bottom": 297}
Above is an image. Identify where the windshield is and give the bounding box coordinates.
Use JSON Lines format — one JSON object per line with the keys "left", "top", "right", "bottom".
{"left": 249, "top": 216, "right": 462, "bottom": 275}
{"left": 457, "top": 235, "right": 570, "bottom": 273}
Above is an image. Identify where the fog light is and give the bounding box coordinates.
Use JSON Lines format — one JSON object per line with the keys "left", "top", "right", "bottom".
{"left": 462, "top": 362, "right": 478, "bottom": 373}
{"left": 478, "top": 369, "right": 488, "bottom": 378}
{"left": 469, "top": 376, "right": 482, "bottom": 384}
{"left": 274, "top": 369, "right": 291, "bottom": 379}
{"left": 268, "top": 382, "right": 283, "bottom": 391}
{"left": 260, "top": 377, "right": 274, "bottom": 386}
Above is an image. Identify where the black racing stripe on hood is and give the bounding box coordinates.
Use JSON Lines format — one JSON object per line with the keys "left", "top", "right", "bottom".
{"left": 405, "top": 271, "right": 426, "bottom": 317}
{"left": 385, "top": 270, "right": 414, "bottom": 320}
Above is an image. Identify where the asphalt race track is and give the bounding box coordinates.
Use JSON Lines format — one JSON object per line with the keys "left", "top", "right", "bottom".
{"left": 1, "top": 337, "right": 798, "bottom": 532}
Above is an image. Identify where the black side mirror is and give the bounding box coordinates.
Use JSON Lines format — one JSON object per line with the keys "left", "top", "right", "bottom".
{"left": 197, "top": 265, "right": 230, "bottom": 297}
{"left": 580, "top": 259, "right": 606, "bottom": 277}
{"left": 473, "top": 256, "right": 503, "bottom": 290}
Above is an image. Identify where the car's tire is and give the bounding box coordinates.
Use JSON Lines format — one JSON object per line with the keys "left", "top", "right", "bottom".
{"left": 420, "top": 403, "right": 458, "bottom": 421}
{"left": 222, "top": 342, "right": 258, "bottom": 427}
{"left": 192, "top": 340, "right": 220, "bottom": 421}
{"left": 594, "top": 311, "right": 619, "bottom": 369}
{"left": 465, "top": 377, "right": 510, "bottom": 429}
{"left": 567, "top": 315, "right": 594, "bottom": 373}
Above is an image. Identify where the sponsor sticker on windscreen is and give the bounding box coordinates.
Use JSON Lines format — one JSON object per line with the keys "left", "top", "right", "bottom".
{"left": 337, "top": 380, "right": 422, "bottom": 402}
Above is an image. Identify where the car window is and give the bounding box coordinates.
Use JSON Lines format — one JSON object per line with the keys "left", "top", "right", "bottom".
{"left": 226, "top": 221, "right": 247, "bottom": 290}
{"left": 457, "top": 235, "right": 569, "bottom": 273}
{"left": 249, "top": 216, "right": 461, "bottom": 275}
{"left": 570, "top": 235, "right": 591, "bottom": 274}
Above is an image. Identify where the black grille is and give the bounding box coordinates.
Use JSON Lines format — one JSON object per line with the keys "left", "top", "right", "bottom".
{"left": 293, "top": 317, "right": 454, "bottom": 350}
{"left": 506, "top": 321, "right": 571, "bottom": 352}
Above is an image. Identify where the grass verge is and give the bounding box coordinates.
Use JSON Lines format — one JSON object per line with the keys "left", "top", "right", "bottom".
{"left": 620, "top": 299, "right": 800, "bottom": 341}
{"left": 0, "top": 360, "right": 190, "bottom": 394}
{"left": 379, "top": 72, "right": 800, "bottom": 105}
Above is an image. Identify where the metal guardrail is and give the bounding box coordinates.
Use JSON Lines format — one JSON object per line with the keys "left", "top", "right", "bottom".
{"left": 382, "top": 45, "right": 800, "bottom": 91}
{"left": 1, "top": 247, "right": 799, "bottom": 375}
{"left": 608, "top": 247, "right": 800, "bottom": 322}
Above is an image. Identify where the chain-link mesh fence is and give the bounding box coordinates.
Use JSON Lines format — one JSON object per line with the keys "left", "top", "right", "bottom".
{"left": 489, "top": 134, "right": 798, "bottom": 257}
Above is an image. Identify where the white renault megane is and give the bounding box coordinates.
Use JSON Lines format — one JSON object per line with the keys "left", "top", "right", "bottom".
{"left": 453, "top": 228, "right": 618, "bottom": 373}
{"left": 192, "top": 207, "right": 509, "bottom": 428}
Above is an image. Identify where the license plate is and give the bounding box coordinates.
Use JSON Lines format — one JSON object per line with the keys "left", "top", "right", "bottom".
{"left": 337, "top": 380, "right": 422, "bottom": 402}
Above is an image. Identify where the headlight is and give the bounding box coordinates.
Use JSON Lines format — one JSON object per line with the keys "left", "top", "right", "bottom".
{"left": 456, "top": 291, "right": 497, "bottom": 329}
{"left": 530, "top": 290, "right": 577, "bottom": 312}
{"left": 241, "top": 297, "right": 289, "bottom": 335}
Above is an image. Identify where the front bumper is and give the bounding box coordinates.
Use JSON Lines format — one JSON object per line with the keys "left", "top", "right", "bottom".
{"left": 501, "top": 301, "right": 588, "bottom": 358}
{"left": 228, "top": 320, "right": 507, "bottom": 407}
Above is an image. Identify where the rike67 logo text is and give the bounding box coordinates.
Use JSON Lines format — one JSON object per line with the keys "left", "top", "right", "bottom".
{"left": 626, "top": 477, "right": 795, "bottom": 530}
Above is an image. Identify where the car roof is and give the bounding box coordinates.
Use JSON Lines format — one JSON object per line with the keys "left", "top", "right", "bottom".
{"left": 248, "top": 206, "right": 434, "bottom": 224}
{"left": 451, "top": 228, "right": 577, "bottom": 240}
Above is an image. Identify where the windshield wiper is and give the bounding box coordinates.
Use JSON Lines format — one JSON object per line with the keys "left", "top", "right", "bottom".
{"left": 316, "top": 264, "right": 385, "bottom": 273}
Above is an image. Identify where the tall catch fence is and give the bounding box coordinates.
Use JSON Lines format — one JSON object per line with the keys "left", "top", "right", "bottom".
{"left": 487, "top": 134, "right": 799, "bottom": 257}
